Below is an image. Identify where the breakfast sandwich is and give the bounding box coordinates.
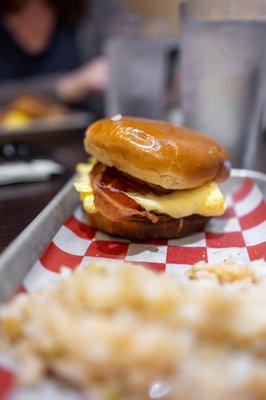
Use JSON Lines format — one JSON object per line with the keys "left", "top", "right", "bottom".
{"left": 75, "top": 116, "right": 230, "bottom": 239}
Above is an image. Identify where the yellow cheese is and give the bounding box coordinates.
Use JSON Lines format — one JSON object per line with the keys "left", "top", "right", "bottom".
{"left": 74, "top": 160, "right": 225, "bottom": 218}
{"left": 127, "top": 181, "right": 225, "bottom": 218}
{"left": 74, "top": 159, "right": 97, "bottom": 213}
{"left": 76, "top": 159, "right": 96, "bottom": 179}
{"left": 74, "top": 181, "right": 93, "bottom": 197}
{"left": 83, "top": 193, "right": 97, "bottom": 213}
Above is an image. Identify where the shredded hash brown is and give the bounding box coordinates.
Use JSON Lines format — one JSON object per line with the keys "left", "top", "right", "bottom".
{"left": 1, "top": 261, "right": 266, "bottom": 399}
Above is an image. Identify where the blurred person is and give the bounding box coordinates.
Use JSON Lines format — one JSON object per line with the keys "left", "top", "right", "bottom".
{"left": 0, "top": 0, "right": 126, "bottom": 114}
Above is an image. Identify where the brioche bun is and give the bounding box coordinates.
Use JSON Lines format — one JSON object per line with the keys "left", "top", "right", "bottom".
{"left": 87, "top": 211, "right": 209, "bottom": 240}
{"left": 85, "top": 117, "right": 229, "bottom": 190}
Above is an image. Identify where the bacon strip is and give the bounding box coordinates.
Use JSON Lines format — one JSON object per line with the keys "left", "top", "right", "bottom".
{"left": 90, "top": 163, "right": 159, "bottom": 223}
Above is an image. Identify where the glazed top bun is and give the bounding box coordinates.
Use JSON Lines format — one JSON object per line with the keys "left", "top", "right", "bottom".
{"left": 84, "top": 116, "right": 229, "bottom": 190}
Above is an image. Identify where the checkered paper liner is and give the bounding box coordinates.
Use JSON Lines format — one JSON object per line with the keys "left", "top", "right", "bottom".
{"left": 0, "top": 178, "right": 265, "bottom": 399}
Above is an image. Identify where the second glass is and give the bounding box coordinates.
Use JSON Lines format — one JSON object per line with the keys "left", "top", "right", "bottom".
{"left": 105, "top": 36, "right": 167, "bottom": 119}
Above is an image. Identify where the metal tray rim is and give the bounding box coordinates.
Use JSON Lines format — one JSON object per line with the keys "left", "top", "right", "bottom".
{"left": 0, "top": 176, "right": 77, "bottom": 301}
{"left": 231, "top": 168, "right": 266, "bottom": 182}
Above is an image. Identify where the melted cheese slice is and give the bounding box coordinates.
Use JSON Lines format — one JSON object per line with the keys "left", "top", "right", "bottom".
{"left": 74, "top": 160, "right": 226, "bottom": 218}
{"left": 74, "top": 160, "right": 97, "bottom": 213}
{"left": 127, "top": 181, "right": 225, "bottom": 218}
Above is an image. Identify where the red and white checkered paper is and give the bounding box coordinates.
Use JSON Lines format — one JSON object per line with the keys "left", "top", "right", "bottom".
{"left": 0, "top": 178, "right": 265, "bottom": 399}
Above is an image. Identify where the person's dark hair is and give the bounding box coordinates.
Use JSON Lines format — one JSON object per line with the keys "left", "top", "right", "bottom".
{"left": 0, "top": 0, "right": 87, "bottom": 25}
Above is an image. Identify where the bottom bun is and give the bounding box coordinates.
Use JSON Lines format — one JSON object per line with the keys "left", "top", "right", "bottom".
{"left": 87, "top": 211, "right": 209, "bottom": 240}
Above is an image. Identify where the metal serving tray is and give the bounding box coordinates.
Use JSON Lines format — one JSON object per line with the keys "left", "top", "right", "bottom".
{"left": 0, "top": 111, "right": 92, "bottom": 139}
{"left": 0, "top": 169, "right": 265, "bottom": 303}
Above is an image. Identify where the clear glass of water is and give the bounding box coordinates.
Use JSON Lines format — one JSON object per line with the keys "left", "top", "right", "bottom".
{"left": 180, "top": 0, "right": 266, "bottom": 168}
{"left": 105, "top": 34, "right": 167, "bottom": 119}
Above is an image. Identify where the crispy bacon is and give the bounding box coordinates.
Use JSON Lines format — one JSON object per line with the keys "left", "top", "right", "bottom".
{"left": 118, "top": 171, "right": 173, "bottom": 195}
{"left": 98, "top": 166, "right": 173, "bottom": 195}
{"left": 90, "top": 163, "right": 159, "bottom": 223}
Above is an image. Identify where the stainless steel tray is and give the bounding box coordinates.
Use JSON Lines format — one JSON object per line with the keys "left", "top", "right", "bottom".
{"left": 0, "top": 169, "right": 265, "bottom": 303}
{"left": 0, "top": 111, "right": 92, "bottom": 139}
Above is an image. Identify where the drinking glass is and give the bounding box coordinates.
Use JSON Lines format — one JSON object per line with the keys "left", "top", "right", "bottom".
{"left": 105, "top": 31, "right": 167, "bottom": 119}
{"left": 180, "top": 0, "right": 266, "bottom": 168}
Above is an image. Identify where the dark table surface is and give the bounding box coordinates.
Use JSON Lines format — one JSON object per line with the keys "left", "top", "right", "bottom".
{"left": 0, "top": 130, "right": 87, "bottom": 252}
